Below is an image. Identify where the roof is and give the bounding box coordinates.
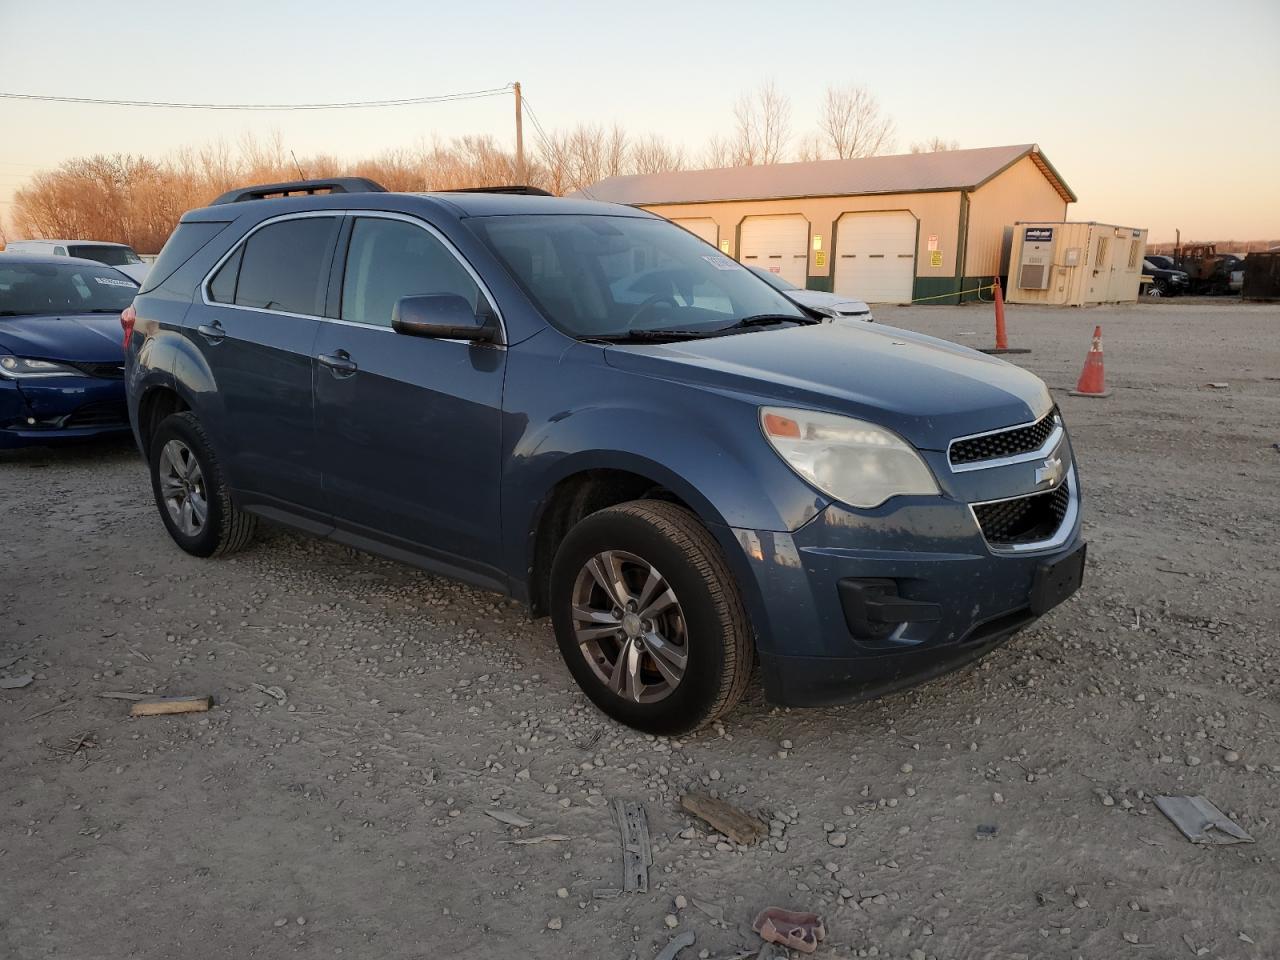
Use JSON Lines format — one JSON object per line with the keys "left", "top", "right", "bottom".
{"left": 577, "top": 144, "right": 1077, "bottom": 206}
{"left": 6, "top": 239, "right": 132, "bottom": 247}
{"left": 0, "top": 251, "right": 135, "bottom": 271}
{"left": 183, "top": 190, "right": 648, "bottom": 223}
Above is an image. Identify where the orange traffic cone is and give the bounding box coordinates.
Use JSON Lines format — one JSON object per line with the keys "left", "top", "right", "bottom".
{"left": 979, "top": 278, "right": 1029, "bottom": 355}
{"left": 1070, "top": 325, "right": 1112, "bottom": 398}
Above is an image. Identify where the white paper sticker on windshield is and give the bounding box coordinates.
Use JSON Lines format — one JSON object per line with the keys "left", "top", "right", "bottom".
{"left": 93, "top": 276, "right": 135, "bottom": 288}
{"left": 702, "top": 255, "right": 740, "bottom": 271}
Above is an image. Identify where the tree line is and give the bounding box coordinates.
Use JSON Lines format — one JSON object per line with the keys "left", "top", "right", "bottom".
{"left": 8, "top": 83, "right": 958, "bottom": 253}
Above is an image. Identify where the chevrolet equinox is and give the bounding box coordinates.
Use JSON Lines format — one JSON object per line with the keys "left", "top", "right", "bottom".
{"left": 124, "top": 178, "right": 1085, "bottom": 733}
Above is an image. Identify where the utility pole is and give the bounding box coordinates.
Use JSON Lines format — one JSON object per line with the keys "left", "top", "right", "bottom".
{"left": 513, "top": 81, "right": 525, "bottom": 184}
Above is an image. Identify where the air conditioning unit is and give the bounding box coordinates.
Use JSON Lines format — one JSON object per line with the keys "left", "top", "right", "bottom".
{"left": 1016, "top": 226, "right": 1055, "bottom": 290}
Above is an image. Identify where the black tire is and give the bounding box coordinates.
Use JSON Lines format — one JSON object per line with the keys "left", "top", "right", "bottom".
{"left": 1154, "top": 279, "right": 1170, "bottom": 296}
{"left": 148, "top": 411, "right": 255, "bottom": 558}
{"left": 549, "top": 500, "right": 753, "bottom": 734}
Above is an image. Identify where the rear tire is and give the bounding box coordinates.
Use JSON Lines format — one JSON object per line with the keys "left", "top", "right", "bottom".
{"left": 148, "top": 412, "right": 255, "bottom": 558}
{"left": 549, "top": 500, "right": 753, "bottom": 734}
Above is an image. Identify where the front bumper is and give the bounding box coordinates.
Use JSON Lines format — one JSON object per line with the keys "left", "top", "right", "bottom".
{"left": 0, "top": 377, "right": 130, "bottom": 449}
{"left": 729, "top": 469, "right": 1084, "bottom": 708}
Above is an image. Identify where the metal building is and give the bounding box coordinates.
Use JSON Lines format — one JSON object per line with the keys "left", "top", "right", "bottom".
{"left": 580, "top": 144, "right": 1075, "bottom": 304}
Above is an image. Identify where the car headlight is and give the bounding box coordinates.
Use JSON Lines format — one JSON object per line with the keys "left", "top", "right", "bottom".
{"left": 761, "top": 407, "right": 939, "bottom": 508}
{"left": 0, "top": 356, "right": 81, "bottom": 379}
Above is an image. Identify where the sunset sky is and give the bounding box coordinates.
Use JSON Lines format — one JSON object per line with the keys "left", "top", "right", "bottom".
{"left": 2, "top": 0, "right": 1277, "bottom": 242}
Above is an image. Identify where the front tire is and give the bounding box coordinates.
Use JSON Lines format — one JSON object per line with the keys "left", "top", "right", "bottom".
{"left": 148, "top": 412, "right": 255, "bottom": 557}
{"left": 549, "top": 500, "right": 753, "bottom": 734}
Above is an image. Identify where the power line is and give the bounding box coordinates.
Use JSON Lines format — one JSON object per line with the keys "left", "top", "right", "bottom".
{"left": 0, "top": 85, "right": 513, "bottom": 111}
{"left": 521, "top": 96, "right": 594, "bottom": 199}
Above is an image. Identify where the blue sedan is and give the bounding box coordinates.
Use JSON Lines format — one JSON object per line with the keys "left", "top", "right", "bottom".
{"left": 0, "top": 254, "right": 136, "bottom": 448}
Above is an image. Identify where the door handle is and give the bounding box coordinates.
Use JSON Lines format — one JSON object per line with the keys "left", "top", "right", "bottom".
{"left": 196, "top": 320, "right": 225, "bottom": 343}
{"left": 318, "top": 351, "right": 358, "bottom": 377}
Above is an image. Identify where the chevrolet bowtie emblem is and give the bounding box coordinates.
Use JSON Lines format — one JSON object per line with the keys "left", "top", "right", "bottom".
{"left": 1035, "top": 456, "right": 1064, "bottom": 487}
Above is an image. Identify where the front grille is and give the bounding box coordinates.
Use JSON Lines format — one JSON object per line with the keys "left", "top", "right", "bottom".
{"left": 950, "top": 408, "right": 1058, "bottom": 466}
{"left": 973, "top": 480, "right": 1071, "bottom": 546}
{"left": 63, "top": 401, "right": 128, "bottom": 429}
{"left": 68, "top": 361, "right": 125, "bottom": 379}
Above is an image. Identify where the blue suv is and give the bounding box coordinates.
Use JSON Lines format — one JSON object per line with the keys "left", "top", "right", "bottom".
{"left": 125, "top": 178, "right": 1085, "bottom": 733}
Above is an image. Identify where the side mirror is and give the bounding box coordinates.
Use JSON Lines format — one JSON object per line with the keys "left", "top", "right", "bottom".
{"left": 392, "top": 294, "right": 498, "bottom": 343}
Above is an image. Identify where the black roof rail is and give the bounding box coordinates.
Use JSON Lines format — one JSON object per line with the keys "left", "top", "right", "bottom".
{"left": 444, "top": 185, "right": 554, "bottom": 197}
{"left": 211, "top": 177, "right": 388, "bottom": 206}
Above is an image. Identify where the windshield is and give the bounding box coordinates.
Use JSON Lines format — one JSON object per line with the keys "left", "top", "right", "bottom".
{"left": 68, "top": 244, "right": 143, "bottom": 266}
{"left": 470, "top": 214, "right": 807, "bottom": 339}
{"left": 749, "top": 265, "right": 799, "bottom": 291}
{"left": 0, "top": 262, "right": 138, "bottom": 317}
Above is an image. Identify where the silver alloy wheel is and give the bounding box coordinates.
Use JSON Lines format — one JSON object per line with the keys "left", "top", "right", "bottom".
{"left": 158, "top": 439, "right": 209, "bottom": 537}
{"left": 570, "top": 549, "right": 688, "bottom": 704}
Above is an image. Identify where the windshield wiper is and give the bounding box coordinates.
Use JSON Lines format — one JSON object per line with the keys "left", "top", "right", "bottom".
{"left": 716, "top": 313, "right": 820, "bottom": 331}
{"left": 579, "top": 329, "right": 716, "bottom": 344}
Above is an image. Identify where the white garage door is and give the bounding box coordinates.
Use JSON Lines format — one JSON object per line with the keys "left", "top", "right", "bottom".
{"left": 739, "top": 215, "right": 809, "bottom": 288}
{"left": 672, "top": 217, "right": 719, "bottom": 247}
{"left": 834, "top": 212, "right": 917, "bottom": 303}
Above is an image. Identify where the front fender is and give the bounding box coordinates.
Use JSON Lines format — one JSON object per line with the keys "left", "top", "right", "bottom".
{"left": 499, "top": 334, "right": 827, "bottom": 599}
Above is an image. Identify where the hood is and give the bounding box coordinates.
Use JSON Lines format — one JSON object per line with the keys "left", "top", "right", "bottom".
{"left": 788, "top": 289, "right": 872, "bottom": 317}
{"left": 603, "top": 321, "right": 1051, "bottom": 451}
{"left": 0, "top": 313, "right": 125, "bottom": 363}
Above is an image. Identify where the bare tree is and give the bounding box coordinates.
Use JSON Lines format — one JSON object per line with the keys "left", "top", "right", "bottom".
{"left": 793, "top": 133, "right": 830, "bottom": 163}
{"left": 818, "top": 84, "right": 896, "bottom": 159}
{"left": 730, "top": 80, "right": 791, "bottom": 166}
{"left": 700, "top": 134, "right": 732, "bottom": 170}
{"left": 910, "top": 137, "right": 960, "bottom": 153}
{"left": 631, "top": 134, "right": 685, "bottom": 175}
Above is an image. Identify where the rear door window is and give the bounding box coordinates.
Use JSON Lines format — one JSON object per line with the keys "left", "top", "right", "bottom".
{"left": 340, "top": 217, "right": 481, "bottom": 328}
{"left": 232, "top": 217, "right": 340, "bottom": 316}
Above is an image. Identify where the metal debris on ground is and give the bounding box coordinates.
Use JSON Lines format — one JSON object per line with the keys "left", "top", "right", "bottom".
{"left": 1154, "top": 795, "right": 1254, "bottom": 845}
{"left": 654, "top": 930, "right": 696, "bottom": 960}
{"left": 612, "top": 799, "right": 652, "bottom": 893}
{"left": 680, "top": 793, "right": 768, "bottom": 845}
{"left": 691, "top": 897, "right": 725, "bottom": 923}
{"left": 252, "top": 683, "right": 287, "bottom": 703}
{"left": 129, "top": 695, "right": 213, "bottom": 717}
{"left": 975, "top": 823, "right": 999, "bottom": 839}
{"left": 592, "top": 887, "right": 621, "bottom": 900}
{"left": 1205, "top": 382, "right": 1229, "bottom": 389}
{"left": 484, "top": 809, "right": 533, "bottom": 828}
{"left": 0, "top": 673, "right": 35, "bottom": 689}
{"left": 752, "top": 907, "right": 826, "bottom": 954}
{"left": 502, "top": 834, "right": 570, "bottom": 845}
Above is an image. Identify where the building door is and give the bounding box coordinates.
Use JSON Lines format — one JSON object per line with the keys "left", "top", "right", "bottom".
{"left": 671, "top": 218, "right": 719, "bottom": 248}
{"left": 833, "top": 211, "right": 917, "bottom": 303}
{"left": 738, "top": 215, "right": 809, "bottom": 288}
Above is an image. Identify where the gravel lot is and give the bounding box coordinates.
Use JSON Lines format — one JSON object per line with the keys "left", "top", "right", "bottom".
{"left": 2, "top": 297, "right": 1277, "bottom": 960}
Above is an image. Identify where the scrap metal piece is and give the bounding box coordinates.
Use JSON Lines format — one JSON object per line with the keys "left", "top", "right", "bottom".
{"left": 681, "top": 793, "right": 767, "bottom": 845}
{"left": 1155, "top": 795, "right": 1254, "bottom": 845}
{"left": 613, "top": 799, "right": 652, "bottom": 893}
{"left": 655, "top": 930, "right": 695, "bottom": 960}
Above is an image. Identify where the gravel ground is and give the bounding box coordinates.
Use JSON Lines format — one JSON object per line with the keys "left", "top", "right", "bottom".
{"left": 2, "top": 297, "right": 1277, "bottom": 960}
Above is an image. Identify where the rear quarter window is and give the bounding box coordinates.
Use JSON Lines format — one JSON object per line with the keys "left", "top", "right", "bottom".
{"left": 139, "top": 221, "right": 231, "bottom": 294}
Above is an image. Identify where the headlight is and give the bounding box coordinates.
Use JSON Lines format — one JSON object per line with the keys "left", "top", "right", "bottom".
{"left": 0, "top": 356, "right": 81, "bottom": 379}
{"left": 761, "top": 407, "right": 939, "bottom": 508}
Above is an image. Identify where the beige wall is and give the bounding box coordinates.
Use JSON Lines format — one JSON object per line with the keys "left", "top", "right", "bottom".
{"left": 642, "top": 191, "right": 963, "bottom": 281}
{"left": 964, "top": 156, "right": 1069, "bottom": 277}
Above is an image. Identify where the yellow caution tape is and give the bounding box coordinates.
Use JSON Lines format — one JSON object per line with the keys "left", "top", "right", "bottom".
{"left": 910, "top": 284, "right": 997, "bottom": 304}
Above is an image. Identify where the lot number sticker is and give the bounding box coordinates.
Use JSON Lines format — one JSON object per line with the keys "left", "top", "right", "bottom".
{"left": 702, "top": 255, "right": 740, "bottom": 271}
{"left": 93, "top": 276, "right": 135, "bottom": 288}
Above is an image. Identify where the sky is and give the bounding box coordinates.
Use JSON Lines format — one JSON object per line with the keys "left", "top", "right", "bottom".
{"left": 1, "top": 0, "right": 1278, "bottom": 242}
